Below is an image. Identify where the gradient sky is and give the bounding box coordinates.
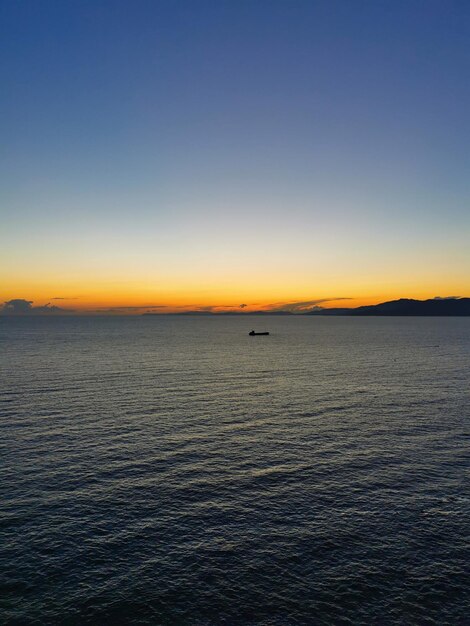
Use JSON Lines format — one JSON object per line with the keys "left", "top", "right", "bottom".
{"left": 1, "top": 0, "right": 469, "bottom": 312}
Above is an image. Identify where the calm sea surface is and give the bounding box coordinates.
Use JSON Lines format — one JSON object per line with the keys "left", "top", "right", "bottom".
{"left": 1, "top": 316, "right": 469, "bottom": 625}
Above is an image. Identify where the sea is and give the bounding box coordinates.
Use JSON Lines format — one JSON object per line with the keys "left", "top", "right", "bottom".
{"left": 1, "top": 315, "right": 469, "bottom": 625}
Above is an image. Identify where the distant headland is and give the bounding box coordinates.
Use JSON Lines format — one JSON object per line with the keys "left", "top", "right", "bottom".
{"left": 143, "top": 298, "right": 470, "bottom": 316}
{"left": 305, "top": 297, "right": 470, "bottom": 316}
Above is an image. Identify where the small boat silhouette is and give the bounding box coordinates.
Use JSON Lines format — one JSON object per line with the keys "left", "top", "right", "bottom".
{"left": 249, "top": 330, "right": 269, "bottom": 336}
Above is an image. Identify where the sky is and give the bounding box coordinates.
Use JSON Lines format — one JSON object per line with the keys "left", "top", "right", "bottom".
{"left": 1, "top": 0, "right": 469, "bottom": 313}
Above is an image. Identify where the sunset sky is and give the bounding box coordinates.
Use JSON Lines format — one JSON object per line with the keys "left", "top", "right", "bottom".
{"left": 1, "top": 0, "right": 469, "bottom": 313}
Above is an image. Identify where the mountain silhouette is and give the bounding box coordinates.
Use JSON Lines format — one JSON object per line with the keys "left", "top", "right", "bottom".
{"left": 306, "top": 298, "right": 470, "bottom": 316}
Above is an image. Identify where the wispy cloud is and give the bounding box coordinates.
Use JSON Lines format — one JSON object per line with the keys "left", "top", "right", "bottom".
{"left": 92, "top": 305, "right": 169, "bottom": 313}
{"left": 193, "top": 303, "right": 248, "bottom": 312}
{"left": 433, "top": 296, "right": 461, "bottom": 300}
{"left": 50, "top": 296, "right": 80, "bottom": 301}
{"left": 264, "top": 297, "right": 352, "bottom": 313}
{"left": 0, "top": 298, "right": 355, "bottom": 315}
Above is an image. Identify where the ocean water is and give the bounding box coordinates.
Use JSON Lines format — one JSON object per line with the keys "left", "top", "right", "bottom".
{"left": 1, "top": 315, "right": 469, "bottom": 625}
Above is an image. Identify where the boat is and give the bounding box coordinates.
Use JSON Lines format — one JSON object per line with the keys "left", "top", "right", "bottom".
{"left": 249, "top": 330, "right": 269, "bottom": 336}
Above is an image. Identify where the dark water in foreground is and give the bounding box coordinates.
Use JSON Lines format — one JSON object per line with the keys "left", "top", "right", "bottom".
{"left": 1, "top": 316, "right": 469, "bottom": 625}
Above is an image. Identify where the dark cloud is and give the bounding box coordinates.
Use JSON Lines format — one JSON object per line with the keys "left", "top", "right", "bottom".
{"left": 433, "top": 296, "right": 461, "bottom": 300}
{"left": 1, "top": 299, "right": 34, "bottom": 314}
{"left": 239, "top": 304, "right": 247, "bottom": 308}
{"left": 1, "top": 299, "right": 72, "bottom": 315}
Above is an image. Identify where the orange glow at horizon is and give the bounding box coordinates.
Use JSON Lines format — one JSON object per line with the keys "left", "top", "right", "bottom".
{"left": 2, "top": 237, "right": 469, "bottom": 313}
{"left": 1, "top": 276, "right": 467, "bottom": 314}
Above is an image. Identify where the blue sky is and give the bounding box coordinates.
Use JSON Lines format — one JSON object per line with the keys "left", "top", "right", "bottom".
{"left": 1, "top": 0, "right": 469, "bottom": 310}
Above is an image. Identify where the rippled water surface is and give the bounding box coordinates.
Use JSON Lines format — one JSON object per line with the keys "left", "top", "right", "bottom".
{"left": 1, "top": 316, "right": 469, "bottom": 625}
